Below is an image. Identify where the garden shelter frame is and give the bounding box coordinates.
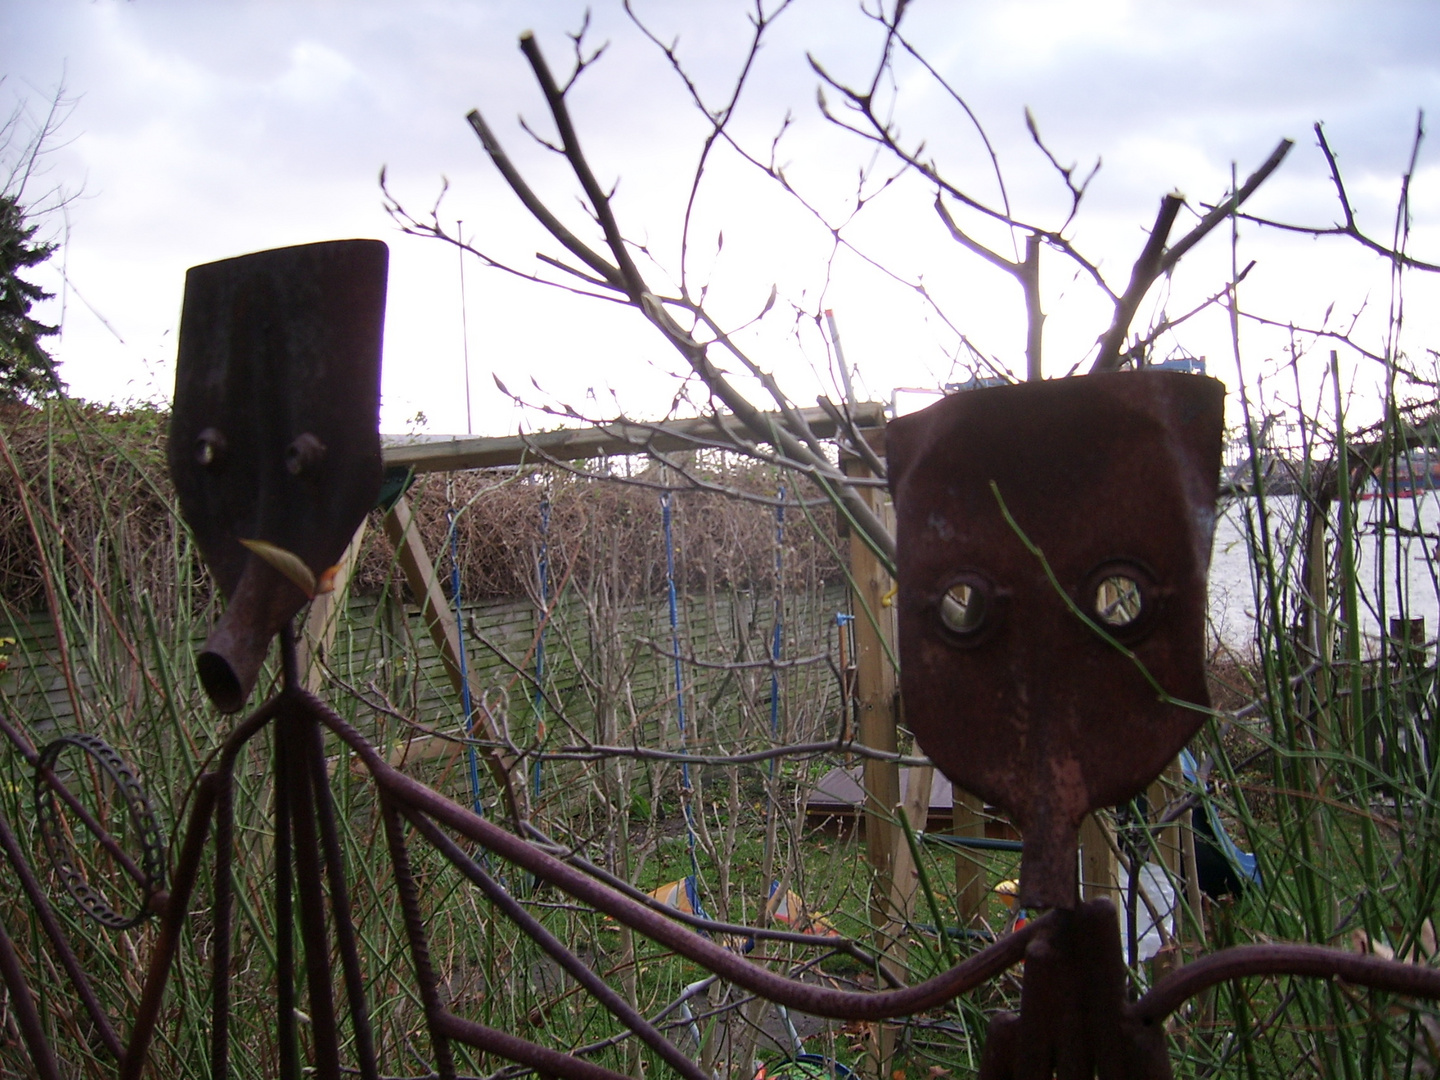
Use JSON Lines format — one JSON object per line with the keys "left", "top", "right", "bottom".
{"left": 301, "top": 402, "right": 920, "bottom": 931}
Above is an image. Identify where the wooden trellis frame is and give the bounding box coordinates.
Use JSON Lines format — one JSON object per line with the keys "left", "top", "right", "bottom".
{"left": 305, "top": 404, "right": 898, "bottom": 816}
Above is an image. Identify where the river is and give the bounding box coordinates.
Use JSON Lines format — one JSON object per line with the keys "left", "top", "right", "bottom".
{"left": 1208, "top": 492, "right": 1440, "bottom": 654}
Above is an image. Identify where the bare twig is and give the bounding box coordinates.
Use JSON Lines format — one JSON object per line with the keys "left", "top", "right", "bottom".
{"left": 1243, "top": 120, "right": 1440, "bottom": 272}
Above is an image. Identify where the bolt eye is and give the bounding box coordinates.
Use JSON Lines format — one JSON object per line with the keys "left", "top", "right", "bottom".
{"left": 940, "top": 582, "right": 986, "bottom": 635}
{"left": 1095, "top": 574, "right": 1144, "bottom": 628}
{"left": 285, "top": 432, "right": 326, "bottom": 476}
{"left": 195, "top": 428, "right": 226, "bottom": 469}
{"left": 1083, "top": 559, "right": 1162, "bottom": 641}
{"left": 934, "top": 573, "right": 998, "bottom": 643}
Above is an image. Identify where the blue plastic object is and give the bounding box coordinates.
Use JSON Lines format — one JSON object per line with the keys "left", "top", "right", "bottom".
{"left": 1180, "top": 749, "right": 1261, "bottom": 888}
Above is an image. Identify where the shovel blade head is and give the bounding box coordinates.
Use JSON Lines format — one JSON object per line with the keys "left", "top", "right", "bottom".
{"left": 169, "top": 239, "right": 387, "bottom": 710}
{"left": 888, "top": 371, "right": 1224, "bottom": 908}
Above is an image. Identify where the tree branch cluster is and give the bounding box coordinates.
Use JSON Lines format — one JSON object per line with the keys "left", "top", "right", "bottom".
{"left": 384, "top": 3, "right": 1437, "bottom": 574}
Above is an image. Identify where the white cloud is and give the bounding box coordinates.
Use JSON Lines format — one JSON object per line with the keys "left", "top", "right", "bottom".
{"left": 269, "top": 41, "right": 362, "bottom": 103}
{"left": 1, "top": 0, "right": 1436, "bottom": 434}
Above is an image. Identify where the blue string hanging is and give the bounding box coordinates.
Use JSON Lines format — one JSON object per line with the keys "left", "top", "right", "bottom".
{"left": 770, "top": 488, "right": 785, "bottom": 773}
{"left": 661, "top": 491, "right": 701, "bottom": 881}
{"left": 532, "top": 495, "right": 550, "bottom": 800}
{"left": 447, "top": 508, "right": 484, "bottom": 817}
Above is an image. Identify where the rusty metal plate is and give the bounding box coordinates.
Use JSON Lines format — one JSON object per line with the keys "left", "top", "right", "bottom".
{"left": 169, "top": 239, "right": 387, "bottom": 712}
{"left": 888, "top": 371, "right": 1224, "bottom": 909}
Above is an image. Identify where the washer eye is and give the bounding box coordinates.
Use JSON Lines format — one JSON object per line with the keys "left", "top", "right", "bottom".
{"left": 1094, "top": 573, "right": 1144, "bottom": 628}
{"left": 1083, "top": 560, "right": 1161, "bottom": 640}
{"left": 934, "top": 573, "right": 1000, "bottom": 644}
{"left": 940, "top": 582, "right": 986, "bottom": 635}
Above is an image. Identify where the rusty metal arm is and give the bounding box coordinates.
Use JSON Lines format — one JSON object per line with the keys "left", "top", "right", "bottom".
{"left": 1135, "top": 942, "right": 1440, "bottom": 1026}
{"left": 403, "top": 808, "right": 713, "bottom": 1080}
{"left": 303, "top": 685, "right": 1045, "bottom": 1021}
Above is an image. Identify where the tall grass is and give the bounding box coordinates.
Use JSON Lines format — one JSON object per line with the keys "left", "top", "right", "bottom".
{"left": 0, "top": 400, "right": 882, "bottom": 1078}
{"left": 3, "top": 375, "right": 1439, "bottom": 1078}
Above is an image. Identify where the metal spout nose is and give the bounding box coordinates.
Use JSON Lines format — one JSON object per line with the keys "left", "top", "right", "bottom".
{"left": 196, "top": 647, "right": 251, "bottom": 714}
{"left": 197, "top": 556, "right": 307, "bottom": 713}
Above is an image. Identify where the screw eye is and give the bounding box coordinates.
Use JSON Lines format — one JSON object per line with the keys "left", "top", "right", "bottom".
{"left": 195, "top": 428, "right": 226, "bottom": 469}
{"left": 1083, "top": 560, "right": 1161, "bottom": 640}
{"left": 285, "top": 432, "right": 327, "bottom": 476}
{"left": 940, "top": 582, "right": 986, "bottom": 635}
{"left": 1095, "top": 574, "right": 1144, "bottom": 628}
{"left": 934, "top": 572, "right": 999, "bottom": 644}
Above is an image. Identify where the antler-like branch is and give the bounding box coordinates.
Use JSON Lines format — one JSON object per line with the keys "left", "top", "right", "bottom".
{"left": 468, "top": 32, "right": 898, "bottom": 569}
{"left": 1091, "top": 139, "right": 1292, "bottom": 373}
{"left": 1238, "top": 121, "right": 1440, "bottom": 272}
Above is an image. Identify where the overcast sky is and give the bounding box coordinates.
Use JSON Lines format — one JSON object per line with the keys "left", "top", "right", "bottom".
{"left": 3, "top": 1, "right": 1438, "bottom": 436}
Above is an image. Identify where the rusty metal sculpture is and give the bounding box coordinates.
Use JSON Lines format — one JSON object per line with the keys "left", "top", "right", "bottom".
{"left": 169, "top": 238, "right": 389, "bottom": 714}
{"left": 889, "top": 373, "right": 1223, "bottom": 915}
{"left": 2, "top": 240, "right": 1440, "bottom": 1080}
{"left": 888, "top": 373, "right": 1223, "bottom": 1074}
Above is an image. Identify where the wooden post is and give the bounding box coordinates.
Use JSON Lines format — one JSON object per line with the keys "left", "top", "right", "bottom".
{"left": 1146, "top": 762, "right": 1184, "bottom": 980}
{"left": 846, "top": 444, "right": 903, "bottom": 1079}
{"left": 1080, "top": 813, "right": 1119, "bottom": 906}
{"left": 891, "top": 764, "right": 935, "bottom": 921}
{"left": 850, "top": 493, "right": 901, "bottom": 925}
{"left": 383, "top": 493, "right": 520, "bottom": 813}
{"left": 953, "top": 791, "right": 990, "bottom": 928}
{"left": 298, "top": 521, "right": 367, "bottom": 693}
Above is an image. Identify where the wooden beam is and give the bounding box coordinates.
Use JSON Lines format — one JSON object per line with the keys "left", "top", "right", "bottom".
{"left": 890, "top": 762, "right": 934, "bottom": 919}
{"left": 845, "top": 434, "right": 903, "bottom": 1080}
{"left": 382, "top": 493, "right": 520, "bottom": 813}
{"left": 1080, "top": 812, "right": 1119, "bottom": 907}
{"left": 382, "top": 402, "right": 886, "bottom": 474}
{"left": 851, "top": 491, "right": 900, "bottom": 928}
{"left": 298, "top": 521, "right": 367, "bottom": 693}
{"left": 1147, "top": 762, "right": 1184, "bottom": 980}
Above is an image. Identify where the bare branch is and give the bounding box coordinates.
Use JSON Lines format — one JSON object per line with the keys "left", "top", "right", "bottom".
{"left": 1021, "top": 233, "right": 1043, "bottom": 380}
{"left": 463, "top": 109, "right": 625, "bottom": 290}
{"left": 470, "top": 31, "right": 898, "bottom": 570}
{"left": 1091, "top": 192, "right": 1185, "bottom": 373}
{"left": 518, "top": 31, "right": 647, "bottom": 297}
{"left": 807, "top": 52, "right": 1013, "bottom": 229}
{"left": 1232, "top": 208, "right": 1440, "bottom": 273}
{"left": 1024, "top": 107, "right": 1100, "bottom": 233}
{"left": 1159, "top": 138, "right": 1293, "bottom": 273}
{"left": 1317, "top": 121, "right": 1357, "bottom": 232}
{"left": 816, "top": 395, "right": 886, "bottom": 479}
{"left": 623, "top": 0, "right": 795, "bottom": 291}
{"left": 1237, "top": 122, "right": 1440, "bottom": 273}
{"left": 560, "top": 9, "right": 610, "bottom": 95}
{"left": 882, "top": 9, "right": 1014, "bottom": 224}
{"left": 1237, "top": 309, "right": 1389, "bottom": 367}
{"left": 380, "top": 169, "right": 625, "bottom": 304}
{"left": 1121, "top": 260, "right": 1255, "bottom": 365}
{"left": 933, "top": 196, "right": 1017, "bottom": 274}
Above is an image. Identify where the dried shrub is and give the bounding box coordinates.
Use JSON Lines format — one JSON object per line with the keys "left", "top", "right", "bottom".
{"left": 0, "top": 400, "right": 193, "bottom": 614}
{"left": 354, "top": 460, "right": 846, "bottom": 602}
{"left": 0, "top": 404, "right": 844, "bottom": 615}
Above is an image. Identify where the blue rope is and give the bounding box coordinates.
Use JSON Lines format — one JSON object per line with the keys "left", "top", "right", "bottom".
{"left": 662, "top": 492, "right": 700, "bottom": 880}
{"left": 532, "top": 496, "right": 550, "bottom": 800}
{"left": 770, "top": 488, "right": 785, "bottom": 775}
{"left": 448, "top": 509, "right": 484, "bottom": 817}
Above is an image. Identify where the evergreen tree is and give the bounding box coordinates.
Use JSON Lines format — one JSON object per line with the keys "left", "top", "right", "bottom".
{"left": 0, "top": 194, "right": 59, "bottom": 401}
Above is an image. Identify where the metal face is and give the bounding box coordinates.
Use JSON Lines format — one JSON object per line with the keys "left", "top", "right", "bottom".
{"left": 888, "top": 371, "right": 1224, "bottom": 909}
{"left": 169, "top": 240, "right": 387, "bottom": 712}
